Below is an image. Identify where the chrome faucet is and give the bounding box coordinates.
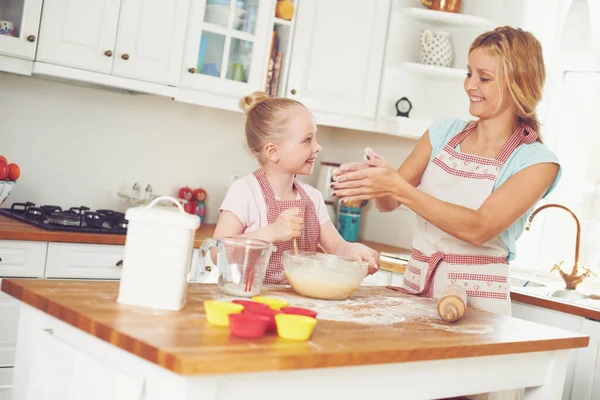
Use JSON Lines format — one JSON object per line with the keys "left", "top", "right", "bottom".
{"left": 526, "top": 203, "right": 596, "bottom": 290}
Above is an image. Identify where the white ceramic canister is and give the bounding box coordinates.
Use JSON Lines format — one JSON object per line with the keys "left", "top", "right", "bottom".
{"left": 117, "top": 196, "right": 200, "bottom": 311}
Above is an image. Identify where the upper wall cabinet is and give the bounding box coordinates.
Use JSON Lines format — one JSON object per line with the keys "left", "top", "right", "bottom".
{"left": 285, "top": 0, "right": 391, "bottom": 119}
{"left": 179, "top": 0, "right": 272, "bottom": 98}
{"left": 36, "top": 0, "right": 190, "bottom": 86}
{"left": 0, "top": 0, "right": 43, "bottom": 60}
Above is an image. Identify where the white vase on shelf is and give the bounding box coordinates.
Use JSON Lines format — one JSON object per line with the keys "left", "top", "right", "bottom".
{"left": 419, "top": 29, "right": 453, "bottom": 68}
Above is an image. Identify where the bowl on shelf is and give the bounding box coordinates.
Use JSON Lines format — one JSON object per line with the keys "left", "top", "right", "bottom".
{"left": 0, "top": 181, "right": 15, "bottom": 206}
{"left": 205, "top": 4, "right": 246, "bottom": 29}
{"left": 282, "top": 251, "right": 368, "bottom": 300}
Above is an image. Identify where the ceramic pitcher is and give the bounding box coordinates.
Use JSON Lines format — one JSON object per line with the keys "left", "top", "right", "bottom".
{"left": 419, "top": 29, "right": 453, "bottom": 68}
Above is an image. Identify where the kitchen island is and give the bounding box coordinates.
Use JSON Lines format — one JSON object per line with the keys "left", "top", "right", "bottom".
{"left": 1, "top": 278, "right": 589, "bottom": 400}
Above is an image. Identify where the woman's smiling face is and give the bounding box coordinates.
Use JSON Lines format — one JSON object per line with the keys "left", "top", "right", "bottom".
{"left": 464, "top": 47, "right": 514, "bottom": 120}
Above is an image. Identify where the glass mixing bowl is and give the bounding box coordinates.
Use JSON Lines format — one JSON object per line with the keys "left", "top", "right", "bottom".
{"left": 282, "top": 251, "right": 368, "bottom": 300}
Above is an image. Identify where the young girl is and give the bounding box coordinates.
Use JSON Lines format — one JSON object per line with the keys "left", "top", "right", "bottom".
{"left": 213, "top": 91, "right": 380, "bottom": 284}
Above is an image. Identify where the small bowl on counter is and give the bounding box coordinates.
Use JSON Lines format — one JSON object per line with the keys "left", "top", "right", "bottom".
{"left": 0, "top": 181, "right": 15, "bottom": 206}
{"left": 282, "top": 251, "right": 368, "bottom": 300}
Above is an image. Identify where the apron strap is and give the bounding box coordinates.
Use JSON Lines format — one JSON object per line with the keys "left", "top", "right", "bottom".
{"left": 445, "top": 121, "right": 539, "bottom": 165}
{"left": 293, "top": 178, "right": 311, "bottom": 202}
{"left": 253, "top": 169, "right": 277, "bottom": 203}
{"left": 495, "top": 123, "right": 538, "bottom": 163}
{"left": 447, "top": 121, "right": 478, "bottom": 148}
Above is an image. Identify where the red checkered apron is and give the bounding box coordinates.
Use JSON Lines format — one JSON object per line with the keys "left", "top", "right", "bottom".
{"left": 254, "top": 169, "right": 320, "bottom": 285}
{"left": 392, "top": 121, "right": 538, "bottom": 316}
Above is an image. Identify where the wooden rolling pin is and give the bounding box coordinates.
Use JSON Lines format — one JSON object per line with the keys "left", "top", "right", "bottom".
{"left": 438, "top": 285, "right": 467, "bottom": 322}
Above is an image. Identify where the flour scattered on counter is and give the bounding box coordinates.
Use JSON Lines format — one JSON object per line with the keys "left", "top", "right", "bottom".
{"left": 213, "top": 287, "right": 494, "bottom": 333}
{"left": 217, "top": 293, "right": 420, "bottom": 325}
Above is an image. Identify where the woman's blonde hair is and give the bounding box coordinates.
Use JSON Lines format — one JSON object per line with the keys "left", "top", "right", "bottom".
{"left": 470, "top": 26, "right": 545, "bottom": 141}
{"left": 239, "top": 91, "right": 306, "bottom": 162}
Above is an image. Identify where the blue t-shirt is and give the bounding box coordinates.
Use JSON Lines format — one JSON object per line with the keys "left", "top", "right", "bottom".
{"left": 427, "top": 117, "right": 562, "bottom": 261}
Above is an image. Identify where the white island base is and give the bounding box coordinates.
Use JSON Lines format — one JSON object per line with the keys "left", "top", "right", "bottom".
{"left": 12, "top": 304, "right": 570, "bottom": 400}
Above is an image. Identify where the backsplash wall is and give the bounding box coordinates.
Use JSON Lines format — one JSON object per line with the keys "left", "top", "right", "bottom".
{"left": 0, "top": 72, "right": 418, "bottom": 248}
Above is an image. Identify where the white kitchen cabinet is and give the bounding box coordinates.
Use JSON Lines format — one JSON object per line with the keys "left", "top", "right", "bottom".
{"left": 111, "top": 0, "right": 190, "bottom": 85}
{"left": 0, "top": 367, "right": 12, "bottom": 400}
{"left": 571, "top": 318, "right": 600, "bottom": 400}
{"left": 179, "top": 0, "right": 272, "bottom": 98}
{"left": 285, "top": 0, "right": 390, "bottom": 119}
{"left": 16, "top": 328, "right": 144, "bottom": 400}
{"left": 36, "top": 0, "right": 122, "bottom": 74}
{"left": 511, "top": 301, "right": 584, "bottom": 400}
{"left": 0, "top": 0, "right": 43, "bottom": 60}
{"left": 36, "top": 0, "right": 189, "bottom": 85}
{"left": 0, "top": 280, "right": 19, "bottom": 367}
{"left": 0, "top": 240, "right": 47, "bottom": 278}
{"left": 45, "top": 242, "right": 124, "bottom": 280}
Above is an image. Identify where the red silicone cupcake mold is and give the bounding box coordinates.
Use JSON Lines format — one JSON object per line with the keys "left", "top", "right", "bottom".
{"left": 243, "top": 306, "right": 280, "bottom": 332}
{"left": 232, "top": 299, "right": 271, "bottom": 313}
{"left": 280, "top": 306, "right": 318, "bottom": 319}
{"left": 228, "top": 312, "right": 269, "bottom": 339}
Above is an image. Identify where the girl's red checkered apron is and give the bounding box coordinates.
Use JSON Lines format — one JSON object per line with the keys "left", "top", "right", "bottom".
{"left": 254, "top": 169, "right": 320, "bottom": 285}
{"left": 392, "top": 121, "right": 537, "bottom": 315}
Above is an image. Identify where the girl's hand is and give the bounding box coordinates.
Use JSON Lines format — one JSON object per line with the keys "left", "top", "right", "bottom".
{"left": 348, "top": 243, "right": 380, "bottom": 275}
{"left": 332, "top": 151, "right": 407, "bottom": 203}
{"left": 269, "top": 207, "right": 304, "bottom": 242}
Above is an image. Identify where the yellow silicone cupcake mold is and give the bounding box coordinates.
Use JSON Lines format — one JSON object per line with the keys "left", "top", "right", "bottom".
{"left": 275, "top": 313, "right": 317, "bottom": 341}
{"left": 251, "top": 296, "right": 289, "bottom": 311}
{"left": 204, "top": 300, "right": 244, "bottom": 326}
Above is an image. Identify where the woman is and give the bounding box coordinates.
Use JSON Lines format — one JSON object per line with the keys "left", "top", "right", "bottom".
{"left": 331, "top": 26, "right": 561, "bottom": 318}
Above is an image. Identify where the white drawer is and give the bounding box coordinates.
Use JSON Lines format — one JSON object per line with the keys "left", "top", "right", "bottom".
{"left": 0, "top": 280, "right": 20, "bottom": 367}
{"left": 0, "top": 240, "right": 47, "bottom": 278}
{"left": 45, "top": 243, "right": 124, "bottom": 279}
{"left": 0, "top": 367, "right": 12, "bottom": 400}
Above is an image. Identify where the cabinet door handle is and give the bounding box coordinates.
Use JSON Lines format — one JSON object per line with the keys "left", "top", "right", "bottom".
{"left": 290, "top": 89, "right": 297, "bottom": 95}
{"left": 27, "top": 35, "right": 36, "bottom": 42}
{"left": 0, "top": 256, "right": 2, "bottom": 262}
{"left": 205, "top": 265, "right": 212, "bottom": 272}
{"left": 188, "top": 67, "right": 196, "bottom": 73}
{"left": 116, "top": 260, "right": 123, "bottom": 268}
{"left": 104, "top": 50, "right": 113, "bottom": 57}
{"left": 121, "top": 54, "right": 130, "bottom": 60}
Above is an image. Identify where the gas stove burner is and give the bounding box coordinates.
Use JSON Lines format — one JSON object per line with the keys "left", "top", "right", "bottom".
{"left": 40, "top": 205, "right": 62, "bottom": 214}
{"left": 48, "top": 211, "right": 84, "bottom": 227}
{"left": 0, "top": 202, "right": 128, "bottom": 234}
{"left": 68, "top": 206, "right": 91, "bottom": 215}
{"left": 24, "top": 207, "right": 45, "bottom": 222}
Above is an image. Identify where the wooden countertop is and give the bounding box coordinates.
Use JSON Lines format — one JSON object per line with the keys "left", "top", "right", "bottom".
{"left": 0, "top": 214, "right": 215, "bottom": 247}
{"left": 0, "top": 215, "right": 410, "bottom": 274}
{"left": 1, "top": 278, "right": 588, "bottom": 376}
{"left": 511, "top": 288, "right": 600, "bottom": 321}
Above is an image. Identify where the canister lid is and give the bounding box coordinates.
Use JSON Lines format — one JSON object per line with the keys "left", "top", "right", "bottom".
{"left": 125, "top": 196, "right": 200, "bottom": 230}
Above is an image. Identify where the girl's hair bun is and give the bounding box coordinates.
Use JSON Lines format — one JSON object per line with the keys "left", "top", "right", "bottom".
{"left": 239, "top": 91, "right": 270, "bottom": 114}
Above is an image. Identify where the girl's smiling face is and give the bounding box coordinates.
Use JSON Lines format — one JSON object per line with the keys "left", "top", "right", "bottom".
{"left": 465, "top": 48, "right": 515, "bottom": 120}
{"left": 275, "top": 107, "right": 321, "bottom": 176}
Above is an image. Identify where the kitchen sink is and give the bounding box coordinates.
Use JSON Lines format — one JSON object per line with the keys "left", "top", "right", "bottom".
{"left": 550, "top": 289, "right": 589, "bottom": 301}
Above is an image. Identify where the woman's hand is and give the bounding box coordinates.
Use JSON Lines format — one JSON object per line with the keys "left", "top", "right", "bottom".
{"left": 332, "top": 149, "right": 408, "bottom": 203}
{"left": 347, "top": 242, "right": 380, "bottom": 275}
